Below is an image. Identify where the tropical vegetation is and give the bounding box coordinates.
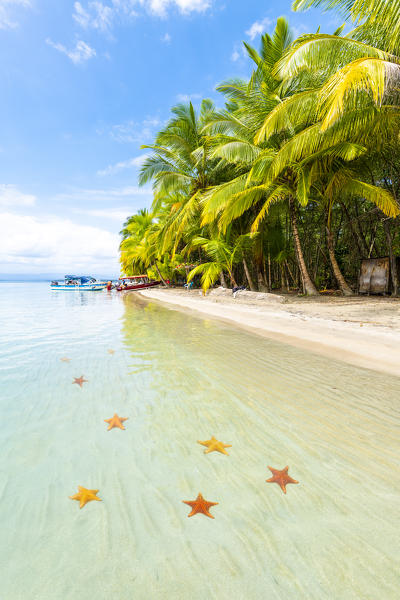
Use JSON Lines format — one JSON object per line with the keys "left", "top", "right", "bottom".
{"left": 120, "top": 0, "right": 400, "bottom": 296}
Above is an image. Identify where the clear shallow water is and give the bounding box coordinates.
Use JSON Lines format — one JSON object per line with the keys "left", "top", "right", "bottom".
{"left": 0, "top": 282, "right": 399, "bottom": 600}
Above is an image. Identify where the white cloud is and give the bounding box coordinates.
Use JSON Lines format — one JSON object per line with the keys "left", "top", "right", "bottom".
{"left": 176, "top": 93, "right": 201, "bottom": 102}
{"left": 0, "top": 184, "right": 36, "bottom": 208}
{"left": 73, "top": 1, "right": 115, "bottom": 32}
{"left": 161, "top": 32, "right": 171, "bottom": 43}
{"left": 231, "top": 49, "right": 239, "bottom": 62}
{"left": 245, "top": 17, "right": 272, "bottom": 41}
{"left": 55, "top": 185, "right": 153, "bottom": 203}
{"left": 0, "top": 0, "right": 31, "bottom": 30}
{"left": 0, "top": 212, "right": 120, "bottom": 274}
{"left": 97, "top": 154, "right": 149, "bottom": 176}
{"left": 73, "top": 0, "right": 211, "bottom": 31}
{"left": 144, "top": 0, "right": 210, "bottom": 17}
{"left": 100, "top": 117, "right": 161, "bottom": 143}
{"left": 46, "top": 38, "right": 96, "bottom": 64}
{"left": 74, "top": 207, "right": 134, "bottom": 220}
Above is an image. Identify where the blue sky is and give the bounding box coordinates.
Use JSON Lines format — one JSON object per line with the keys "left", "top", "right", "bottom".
{"left": 0, "top": 0, "right": 339, "bottom": 277}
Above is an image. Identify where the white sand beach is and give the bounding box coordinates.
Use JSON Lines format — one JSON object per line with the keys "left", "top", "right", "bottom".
{"left": 139, "top": 287, "right": 400, "bottom": 377}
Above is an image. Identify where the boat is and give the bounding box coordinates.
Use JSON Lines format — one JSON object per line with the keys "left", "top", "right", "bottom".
{"left": 116, "top": 275, "right": 160, "bottom": 291}
{"left": 50, "top": 275, "right": 107, "bottom": 291}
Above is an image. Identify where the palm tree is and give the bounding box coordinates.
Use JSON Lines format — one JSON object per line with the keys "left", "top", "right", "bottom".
{"left": 202, "top": 19, "right": 323, "bottom": 294}
{"left": 138, "top": 100, "right": 225, "bottom": 253}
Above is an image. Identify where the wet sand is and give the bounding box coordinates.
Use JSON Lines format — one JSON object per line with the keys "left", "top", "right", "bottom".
{"left": 138, "top": 288, "right": 400, "bottom": 377}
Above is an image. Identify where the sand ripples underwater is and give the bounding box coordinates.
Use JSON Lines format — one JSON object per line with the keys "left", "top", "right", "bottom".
{"left": 0, "top": 283, "right": 399, "bottom": 599}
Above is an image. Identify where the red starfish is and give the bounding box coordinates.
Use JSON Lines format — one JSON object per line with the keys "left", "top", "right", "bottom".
{"left": 266, "top": 466, "right": 299, "bottom": 494}
{"left": 182, "top": 492, "right": 218, "bottom": 518}
{"left": 73, "top": 376, "right": 88, "bottom": 388}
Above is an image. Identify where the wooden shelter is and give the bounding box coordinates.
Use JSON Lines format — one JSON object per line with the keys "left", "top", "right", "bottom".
{"left": 359, "top": 257, "right": 394, "bottom": 294}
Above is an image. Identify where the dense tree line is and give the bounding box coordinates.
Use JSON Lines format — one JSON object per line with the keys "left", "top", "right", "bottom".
{"left": 120, "top": 0, "right": 400, "bottom": 295}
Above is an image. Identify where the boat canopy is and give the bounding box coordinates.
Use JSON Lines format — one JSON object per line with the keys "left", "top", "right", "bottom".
{"left": 119, "top": 275, "right": 148, "bottom": 280}
{"left": 65, "top": 275, "right": 96, "bottom": 284}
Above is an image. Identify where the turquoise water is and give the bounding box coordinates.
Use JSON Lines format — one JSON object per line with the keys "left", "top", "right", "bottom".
{"left": 1, "top": 282, "right": 399, "bottom": 599}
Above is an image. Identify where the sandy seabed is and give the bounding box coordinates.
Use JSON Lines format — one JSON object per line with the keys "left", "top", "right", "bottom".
{"left": 138, "top": 287, "right": 400, "bottom": 377}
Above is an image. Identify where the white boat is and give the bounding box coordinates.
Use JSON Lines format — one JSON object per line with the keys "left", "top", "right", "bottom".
{"left": 50, "top": 275, "right": 106, "bottom": 291}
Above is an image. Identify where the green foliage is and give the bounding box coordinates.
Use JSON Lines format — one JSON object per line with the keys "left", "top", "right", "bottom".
{"left": 120, "top": 6, "right": 400, "bottom": 296}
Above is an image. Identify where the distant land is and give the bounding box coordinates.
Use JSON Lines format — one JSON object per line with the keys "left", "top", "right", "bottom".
{"left": 0, "top": 274, "right": 118, "bottom": 281}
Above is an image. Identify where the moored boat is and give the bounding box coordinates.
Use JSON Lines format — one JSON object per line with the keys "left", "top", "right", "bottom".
{"left": 116, "top": 275, "right": 160, "bottom": 291}
{"left": 51, "top": 275, "right": 106, "bottom": 291}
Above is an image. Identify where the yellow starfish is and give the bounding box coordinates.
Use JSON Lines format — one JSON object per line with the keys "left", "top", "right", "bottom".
{"left": 60, "top": 357, "right": 71, "bottom": 362}
{"left": 104, "top": 413, "right": 128, "bottom": 431}
{"left": 69, "top": 486, "right": 101, "bottom": 509}
{"left": 197, "top": 436, "right": 232, "bottom": 455}
{"left": 107, "top": 349, "right": 115, "bottom": 354}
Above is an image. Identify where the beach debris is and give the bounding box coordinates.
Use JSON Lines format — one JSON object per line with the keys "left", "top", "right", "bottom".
{"left": 69, "top": 486, "right": 101, "bottom": 509}
{"left": 72, "top": 376, "right": 88, "bottom": 388}
{"left": 182, "top": 493, "right": 218, "bottom": 519}
{"left": 108, "top": 349, "right": 115, "bottom": 354}
{"left": 60, "top": 357, "right": 71, "bottom": 362}
{"left": 266, "top": 466, "right": 299, "bottom": 494}
{"left": 104, "top": 413, "right": 128, "bottom": 431}
{"left": 197, "top": 436, "right": 232, "bottom": 455}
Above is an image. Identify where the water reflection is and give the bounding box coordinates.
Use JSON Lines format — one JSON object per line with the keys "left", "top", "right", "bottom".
{"left": 1, "top": 285, "right": 399, "bottom": 600}
{"left": 118, "top": 292, "right": 400, "bottom": 599}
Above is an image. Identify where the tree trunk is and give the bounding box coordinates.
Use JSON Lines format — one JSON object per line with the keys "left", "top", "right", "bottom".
{"left": 220, "top": 271, "right": 227, "bottom": 288}
{"left": 227, "top": 268, "right": 238, "bottom": 288}
{"left": 339, "top": 202, "right": 365, "bottom": 258}
{"left": 267, "top": 253, "right": 272, "bottom": 292}
{"left": 242, "top": 258, "right": 256, "bottom": 291}
{"left": 289, "top": 197, "right": 319, "bottom": 295}
{"left": 154, "top": 262, "right": 168, "bottom": 286}
{"left": 383, "top": 218, "right": 399, "bottom": 296}
{"left": 326, "top": 226, "right": 353, "bottom": 296}
{"left": 256, "top": 266, "right": 267, "bottom": 291}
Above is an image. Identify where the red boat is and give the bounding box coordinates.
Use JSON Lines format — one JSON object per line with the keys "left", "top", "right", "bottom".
{"left": 116, "top": 275, "right": 161, "bottom": 292}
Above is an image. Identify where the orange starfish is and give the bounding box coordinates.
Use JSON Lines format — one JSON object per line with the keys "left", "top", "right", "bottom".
{"left": 60, "top": 357, "right": 71, "bottom": 362}
{"left": 107, "top": 349, "right": 115, "bottom": 354}
{"left": 182, "top": 493, "right": 218, "bottom": 519}
{"left": 73, "top": 376, "right": 88, "bottom": 387}
{"left": 197, "top": 436, "right": 232, "bottom": 455}
{"left": 104, "top": 413, "right": 128, "bottom": 430}
{"left": 266, "top": 466, "right": 299, "bottom": 494}
{"left": 69, "top": 486, "right": 101, "bottom": 509}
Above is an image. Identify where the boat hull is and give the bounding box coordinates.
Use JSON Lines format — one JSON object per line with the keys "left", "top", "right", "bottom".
{"left": 116, "top": 281, "right": 160, "bottom": 292}
{"left": 51, "top": 285, "right": 106, "bottom": 291}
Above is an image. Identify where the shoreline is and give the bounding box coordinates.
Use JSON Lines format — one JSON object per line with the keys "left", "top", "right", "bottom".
{"left": 136, "top": 287, "right": 400, "bottom": 377}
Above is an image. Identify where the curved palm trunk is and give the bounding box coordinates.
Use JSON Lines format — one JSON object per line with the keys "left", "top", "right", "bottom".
{"left": 289, "top": 197, "right": 319, "bottom": 296}
{"left": 154, "top": 262, "right": 168, "bottom": 286}
{"left": 326, "top": 227, "right": 353, "bottom": 296}
{"left": 220, "top": 270, "right": 227, "bottom": 288}
{"left": 243, "top": 258, "right": 256, "bottom": 291}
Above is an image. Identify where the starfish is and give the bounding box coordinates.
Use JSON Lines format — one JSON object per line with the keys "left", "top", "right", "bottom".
{"left": 197, "top": 436, "right": 232, "bottom": 455}
{"left": 182, "top": 493, "right": 218, "bottom": 519}
{"left": 73, "top": 376, "right": 88, "bottom": 387}
{"left": 107, "top": 349, "right": 115, "bottom": 354}
{"left": 266, "top": 466, "right": 299, "bottom": 494}
{"left": 60, "top": 357, "right": 71, "bottom": 362}
{"left": 104, "top": 413, "right": 128, "bottom": 431}
{"left": 69, "top": 486, "right": 101, "bottom": 509}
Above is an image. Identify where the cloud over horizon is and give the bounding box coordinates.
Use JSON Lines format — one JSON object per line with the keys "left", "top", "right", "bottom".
{"left": 0, "top": 211, "right": 120, "bottom": 274}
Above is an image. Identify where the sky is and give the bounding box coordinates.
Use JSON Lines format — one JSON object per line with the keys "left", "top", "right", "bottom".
{"left": 0, "top": 0, "right": 339, "bottom": 278}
